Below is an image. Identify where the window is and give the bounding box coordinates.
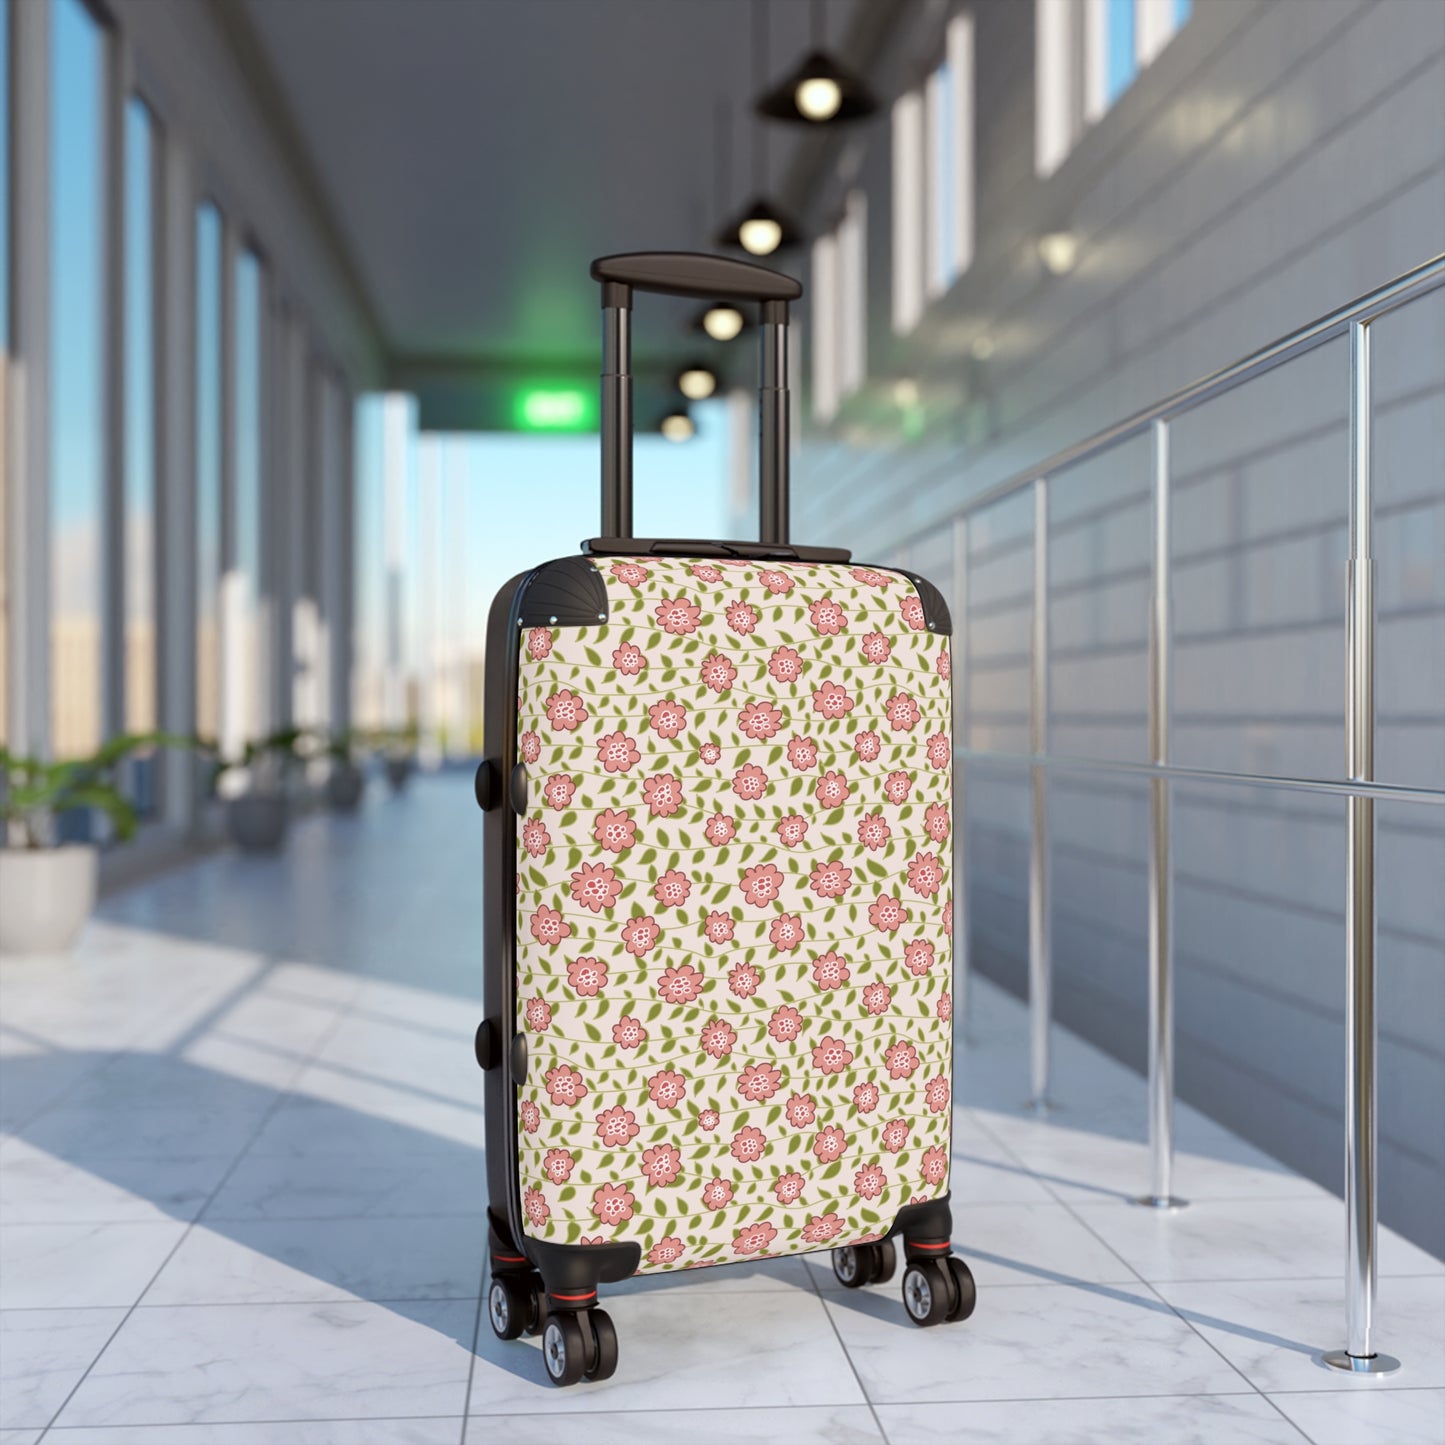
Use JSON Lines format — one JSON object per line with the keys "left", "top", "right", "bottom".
{"left": 0, "top": 0, "right": 10, "bottom": 747}
{"left": 195, "top": 202, "right": 222, "bottom": 745}
{"left": 811, "top": 190, "right": 867, "bottom": 423}
{"left": 232, "top": 246, "right": 263, "bottom": 744}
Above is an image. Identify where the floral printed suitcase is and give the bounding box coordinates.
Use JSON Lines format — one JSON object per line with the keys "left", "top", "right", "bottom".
{"left": 474, "top": 253, "right": 975, "bottom": 1386}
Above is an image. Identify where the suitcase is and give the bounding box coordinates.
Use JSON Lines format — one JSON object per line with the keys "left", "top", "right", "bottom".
{"left": 474, "top": 251, "right": 975, "bottom": 1386}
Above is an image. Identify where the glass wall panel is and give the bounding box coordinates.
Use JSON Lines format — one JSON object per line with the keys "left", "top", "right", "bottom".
{"left": 194, "top": 202, "right": 222, "bottom": 743}
{"left": 0, "top": 0, "right": 10, "bottom": 746}
{"left": 234, "top": 247, "right": 262, "bottom": 741}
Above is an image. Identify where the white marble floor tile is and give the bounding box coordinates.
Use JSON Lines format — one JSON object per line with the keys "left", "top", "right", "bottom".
{"left": 0, "top": 1308, "right": 125, "bottom": 1429}
{"left": 467, "top": 1288, "right": 866, "bottom": 1415}
{"left": 16, "top": 1100, "right": 271, "bottom": 1161}
{"left": 0, "top": 1222, "right": 186, "bottom": 1309}
{"left": 308, "top": 1014, "right": 481, "bottom": 1108}
{"left": 42, "top": 1418, "right": 465, "bottom": 1444}
{"left": 1155, "top": 1276, "right": 1445, "bottom": 1393}
{"left": 144, "top": 1215, "right": 485, "bottom": 1305}
{"left": 52, "top": 1300, "right": 478, "bottom": 1428}
{"left": 464, "top": 1404, "right": 886, "bottom": 1444}
{"left": 1268, "top": 1386, "right": 1445, "bottom": 1444}
{"left": 0, "top": 1430, "right": 43, "bottom": 1444}
{"left": 875, "top": 1394, "right": 1313, "bottom": 1443}
{"left": 0, "top": 1043, "right": 111, "bottom": 1132}
{"left": 824, "top": 1279, "right": 1245, "bottom": 1404}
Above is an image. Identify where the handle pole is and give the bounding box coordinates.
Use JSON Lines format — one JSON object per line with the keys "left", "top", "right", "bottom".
{"left": 758, "top": 300, "right": 789, "bottom": 545}
{"left": 601, "top": 290, "right": 633, "bottom": 538}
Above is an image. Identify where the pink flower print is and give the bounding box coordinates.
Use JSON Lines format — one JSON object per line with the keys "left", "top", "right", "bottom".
{"left": 545, "top": 1064, "right": 587, "bottom": 1106}
{"left": 768, "top": 645, "right": 804, "bottom": 683}
{"left": 612, "top": 1015, "right": 647, "bottom": 1049}
{"left": 768, "top": 1005, "right": 803, "bottom": 1043}
{"left": 566, "top": 956, "right": 607, "bottom": 996}
{"left": 869, "top": 895, "right": 909, "bottom": 933}
{"left": 571, "top": 863, "right": 622, "bottom": 914}
{"left": 522, "top": 818, "right": 550, "bottom": 858}
{"left": 523, "top": 997, "right": 552, "bottom": 1032}
{"left": 885, "top": 692, "right": 921, "bottom": 731}
{"left": 648, "top": 1236, "right": 686, "bottom": 1266}
{"left": 854, "top": 1163, "right": 887, "bottom": 1200}
{"left": 611, "top": 561, "right": 649, "bottom": 587}
{"left": 802, "top": 1211, "right": 844, "bottom": 1243}
{"left": 700, "top": 1018, "right": 737, "bottom": 1059}
{"left": 785, "top": 735, "right": 818, "bottom": 770}
{"left": 924, "top": 1074, "right": 950, "bottom": 1113}
{"left": 736, "top": 1063, "right": 783, "bottom": 1102}
{"left": 861, "top": 631, "right": 892, "bottom": 664}
{"left": 726, "top": 601, "right": 760, "bottom": 635}
{"left": 545, "top": 689, "right": 587, "bottom": 731}
{"left": 520, "top": 730, "right": 541, "bottom": 764}
{"left": 739, "top": 863, "right": 785, "bottom": 908}
{"left": 704, "top": 813, "right": 737, "bottom": 846}
{"left": 853, "top": 1081, "right": 881, "bottom": 1114}
{"left": 524, "top": 1187, "right": 550, "bottom": 1227}
{"left": 543, "top": 1148, "right": 575, "bottom": 1183}
{"left": 809, "top": 597, "right": 848, "bottom": 634}
{"left": 579, "top": 1235, "right": 606, "bottom": 1247}
{"left": 813, "top": 1125, "right": 848, "bottom": 1163}
{"left": 697, "top": 1108, "right": 720, "bottom": 1131}
{"left": 703, "top": 910, "right": 735, "bottom": 944}
{"left": 527, "top": 628, "right": 553, "bottom": 660}
{"left": 759, "top": 568, "right": 794, "bottom": 595}
{"left": 944, "top": 904, "right": 953, "bottom": 938}
{"left": 594, "top": 808, "right": 636, "bottom": 853}
{"left": 592, "top": 1182, "right": 636, "bottom": 1226}
{"left": 885, "top": 1040, "right": 921, "bottom": 1079}
{"left": 924, "top": 802, "right": 950, "bottom": 843}
{"left": 904, "top": 938, "right": 936, "bottom": 976}
{"left": 648, "top": 1069, "right": 689, "bottom": 1110}
{"left": 926, "top": 732, "right": 951, "bottom": 770}
{"left": 655, "top": 596, "right": 701, "bottom": 635}
{"left": 907, "top": 852, "right": 944, "bottom": 898}
{"left": 730, "top": 1126, "right": 768, "bottom": 1163}
{"left": 811, "top": 951, "right": 850, "bottom": 991}
{"left": 692, "top": 562, "right": 723, "bottom": 583}
{"left": 862, "top": 981, "right": 893, "bottom": 1015}
{"left": 857, "top": 812, "right": 891, "bottom": 850}
{"left": 808, "top": 859, "right": 853, "bottom": 899}
{"left": 733, "top": 1221, "right": 778, "bottom": 1256}
{"left": 922, "top": 1145, "right": 949, "bottom": 1185}
{"left": 613, "top": 641, "right": 647, "bottom": 674}
{"left": 702, "top": 1176, "right": 734, "bottom": 1210}
{"left": 785, "top": 1093, "right": 817, "bottom": 1128}
{"left": 852, "top": 567, "right": 892, "bottom": 587}
{"left": 884, "top": 771, "right": 913, "bottom": 804}
{"left": 936, "top": 647, "right": 951, "bottom": 680}
{"left": 815, "top": 770, "right": 850, "bottom": 808}
{"left": 641, "top": 1143, "right": 683, "bottom": 1188}
{"left": 774, "top": 1171, "right": 806, "bottom": 1205}
{"left": 648, "top": 698, "right": 689, "bottom": 739}
{"left": 521, "top": 1100, "right": 541, "bottom": 1133}
{"left": 621, "top": 914, "right": 661, "bottom": 957}
{"left": 653, "top": 869, "right": 692, "bottom": 909}
{"left": 729, "top": 961, "right": 761, "bottom": 999}
{"left": 543, "top": 774, "right": 577, "bottom": 810}
{"left": 881, "top": 1119, "right": 911, "bottom": 1153}
{"left": 812, "top": 1035, "right": 854, "bottom": 1075}
{"left": 598, "top": 731, "right": 641, "bottom": 773}
{"left": 812, "top": 681, "right": 855, "bottom": 719}
{"left": 854, "top": 730, "right": 882, "bottom": 762}
{"left": 937, "top": 991, "right": 952, "bottom": 1022}
{"left": 776, "top": 814, "right": 808, "bottom": 847}
{"left": 900, "top": 594, "right": 926, "bottom": 630}
{"left": 529, "top": 906, "right": 571, "bottom": 949}
{"left": 737, "top": 701, "right": 783, "bottom": 740}
{"left": 768, "top": 914, "right": 805, "bottom": 953}
{"left": 595, "top": 1106, "right": 640, "bottom": 1145}
{"left": 731, "top": 763, "right": 769, "bottom": 801}
{"left": 657, "top": 964, "right": 704, "bottom": 1004}
{"left": 643, "top": 772, "right": 683, "bottom": 817}
{"left": 700, "top": 651, "right": 737, "bottom": 693}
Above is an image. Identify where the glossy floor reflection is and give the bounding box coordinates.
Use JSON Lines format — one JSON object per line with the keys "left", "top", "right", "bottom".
{"left": 1, "top": 774, "right": 1441, "bottom": 1444}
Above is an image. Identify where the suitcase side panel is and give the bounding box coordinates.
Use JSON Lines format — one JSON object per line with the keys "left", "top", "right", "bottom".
{"left": 513, "top": 556, "right": 954, "bottom": 1273}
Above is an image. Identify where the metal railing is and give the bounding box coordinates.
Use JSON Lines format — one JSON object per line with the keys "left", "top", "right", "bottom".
{"left": 931, "top": 252, "right": 1445, "bottom": 1374}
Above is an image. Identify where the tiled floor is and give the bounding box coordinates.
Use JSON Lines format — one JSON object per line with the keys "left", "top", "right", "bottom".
{"left": 1, "top": 774, "right": 1442, "bottom": 1445}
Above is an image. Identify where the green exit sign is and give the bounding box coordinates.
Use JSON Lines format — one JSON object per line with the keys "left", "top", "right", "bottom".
{"left": 514, "top": 387, "right": 594, "bottom": 432}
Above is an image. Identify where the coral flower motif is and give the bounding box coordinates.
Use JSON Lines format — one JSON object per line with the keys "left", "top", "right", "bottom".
{"left": 739, "top": 863, "right": 785, "bottom": 907}
{"left": 731, "top": 764, "right": 769, "bottom": 801}
{"left": 802, "top": 1211, "right": 844, "bottom": 1243}
{"left": 924, "top": 802, "right": 950, "bottom": 843}
{"left": 524, "top": 997, "right": 552, "bottom": 1032}
{"left": 641, "top": 1144, "right": 683, "bottom": 1188}
{"left": 653, "top": 869, "right": 692, "bottom": 908}
{"left": 698, "top": 741, "right": 723, "bottom": 765}
{"left": 785, "top": 735, "right": 818, "bottom": 770}
{"left": 854, "top": 730, "right": 882, "bottom": 762}
{"left": 704, "top": 813, "right": 737, "bottom": 846}
{"left": 904, "top": 938, "right": 936, "bottom": 976}
{"left": 815, "top": 771, "right": 850, "bottom": 808}
{"left": 521, "top": 1100, "right": 541, "bottom": 1133}
{"left": 566, "top": 956, "right": 607, "bottom": 996}
{"left": 545, "top": 689, "right": 587, "bottom": 731}
{"left": 854, "top": 1163, "right": 887, "bottom": 1200}
{"left": 520, "top": 730, "right": 541, "bottom": 764}
{"left": 648, "top": 1069, "right": 689, "bottom": 1110}
{"left": 527, "top": 628, "right": 553, "bottom": 660}
{"left": 595, "top": 1105, "right": 641, "bottom": 1145}
{"left": 944, "top": 904, "right": 953, "bottom": 938}
{"left": 937, "top": 991, "right": 952, "bottom": 1022}
{"left": 813, "top": 1125, "right": 848, "bottom": 1163}
{"left": 860, "top": 631, "right": 892, "bottom": 664}
{"left": 852, "top": 567, "right": 893, "bottom": 587}
{"left": 862, "top": 981, "right": 893, "bottom": 1015}
{"left": 907, "top": 852, "right": 944, "bottom": 899}
{"left": 729, "top": 961, "right": 761, "bottom": 999}
{"left": 885, "top": 1040, "right": 921, "bottom": 1079}
{"left": 884, "top": 771, "right": 913, "bottom": 804}
{"left": 768, "top": 1005, "right": 803, "bottom": 1043}
{"left": 643, "top": 772, "right": 684, "bottom": 817}
{"left": 612, "top": 1015, "right": 647, "bottom": 1049}
{"left": 544, "top": 1064, "right": 587, "bottom": 1106}
{"left": 621, "top": 914, "right": 662, "bottom": 957}
{"left": 885, "top": 692, "right": 921, "bottom": 731}
{"left": 648, "top": 698, "right": 689, "bottom": 739}
{"left": 703, "top": 910, "right": 735, "bottom": 943}
{"left": 597, "top": 731, "right": 641, "bottom": 773}
{"left": 768, "top": 914, "right": 805, "bottom": 952}
{"left": 700, "top": 651, "right": 738, "bottom": 693}
{"left": 776, "top": 814, "right": 808, "bottom": 847}
{"left": 611, "top": 561, "right": 649, "bottom": 586}
{"left": 881, "top": 1119, "right": 911, "bottom": 1153}
{"left": 926, "top": 732, "right": 951, "bottom": 770}
{"left": 869, "top": 895, "right": 909, "bottom": 933}
{"left": 697, "top": 1108, "right": 720, "bottom": 1131}
{"left": 857, "top": 812, "right": 891, "bottom": 850}
{"left": 922, "top": 1145, "right": 949, "bottom": 1184}
{"left": 543, "top": 1148, "right": 575, "bottom": 1183}
{"left": 543, "top": 775, "right": 577, "bottom": 810}
{"left": 853, "top": 1081, "right": 881, "bottom": 1113}
{"left": 613, "top": 641, "right": 647, "bottom": 674}
{"left": 900, "top": 594, "right": 927, "bottom": 630}
{"left": 759, "top": 569, "right": 795, "bottom": 595}
{"left": 648, "top": 1237, "right": 686, "bottom": 1266}
{"left": 700, "top": 1018, "right": 738, "bottom": 1059}
{"left": 730, "top": 1126, "right": 768, "bottom": 1163}
{"left": 692, "top": 563, "right": 723, "bottom": 583}
{"left": 924, "top": 1074, "right": 950, "bottom": 1113}
{"left": 733, "top": 1222, "right": 778, "bottom": 1256}
{"left": 701, "top": 1177, "right": 734, "bottom": 1210}
{"left": 936, "top": 648, "right": 951, "bottom": 680}
{"left": 737, "top": 701, "right": 783, "bottom": 741}
{"left": 592, "top": 1182, "right": 636, "bottom": 1226}
{"left": 774, "top": 1171, "right": 806, "bottom": 1205}
{"left": 726, "top": 601, "right": 760, "bottom": 635}
{"left": 657, "top": 963, "right": 704, "bottom": 1004}
{"left": 812, "top": 1035, "right": 854, "bottom": 1075}
{"left": 736, "top": 1063, "right": 783, "bottom": 1102}
{"left": 811, "top": 951, "right": 850, "bottom": 990}
{"left": 809, "top": 859, "right": 853, "bottom": 899}
{"left": 785, "top": 1093, "right": 817, "bottom": 1127}
{"left": 593, "top": 808, "right": 637, "bottom": 853}
{"left": 809, "top": 597, "right": 848, "bottom": 635}
{"left": 524, "top": 1187, "right": 550, "bottom": 1227}
{"left": 655, "top": 596, "right": 701, "bottom": 634}
{"left": 768, "top": 646, "right": 804, "bottom": 683}
{"left": 570, "top": 863, "right": 622, "bottom": 914}
{"left": 529, "top": 906, "right": 571, "bottom": 948}
{"left": 812, "top": 681, "right": 855, "bottom": 719}
{"left": 522, "top": 818, "right": 551, "bottom": 858}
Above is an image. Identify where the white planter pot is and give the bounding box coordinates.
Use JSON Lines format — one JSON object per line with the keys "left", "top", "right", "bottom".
{"left": 327, "top": 762, "right": 365, "bottom": 811}
{"left": 0, "top": 844, "right": 99, "bottom": 955}
{"left": 227, "top": 794, "right": 289, "bottom": 852}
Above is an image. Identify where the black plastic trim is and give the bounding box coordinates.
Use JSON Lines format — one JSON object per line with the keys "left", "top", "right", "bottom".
{"left": 864, "top": 565, "right": 952, "bottom": 635}
{"left": 508, "top": 762, "right": 529, "bottom": 816}
{"left": 591, "top": 251, "right": 802, "bottom": 304}
{"left": 474, "top": 758, "right": 496, "bottom": 812}
{"left": 510, "top": 1031, "right": 529, "bottom": 1087}
{"left": 517, "top": 555, "right": 608, "bottom": 628}
{"left": 887, "top": 1191, "right": 954, "bottom": 1249}
{"left": 584, "top": 536, "right": 852, "bottom": 564}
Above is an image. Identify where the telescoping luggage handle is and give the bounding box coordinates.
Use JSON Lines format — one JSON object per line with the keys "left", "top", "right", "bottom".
{"left": 590, "top": 252, "right": 801, "bottom": 547}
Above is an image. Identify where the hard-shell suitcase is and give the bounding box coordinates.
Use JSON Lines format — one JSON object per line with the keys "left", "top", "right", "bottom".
{"left": 474, "top": 252, "right": 975, "bottom": 1386}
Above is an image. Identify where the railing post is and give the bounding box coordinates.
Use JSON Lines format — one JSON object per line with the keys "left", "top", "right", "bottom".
{"left": 1325, "top": 321, "right": 1399, "bottom": 1374}
{"left": 952, "top": 513, "right": 971, "bottom": 1037}
{"left": 1028, "top": 477, "right": 1056, "bottom": 1111}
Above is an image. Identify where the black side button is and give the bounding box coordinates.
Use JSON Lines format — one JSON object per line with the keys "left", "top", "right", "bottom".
{"left": 474, "top": 758, "right": 497, "bottom": 812}
{"left": 510, "top": 1032, "right": 529, "bottom": 1086}
{"left": 509, "top": 762, "right": 529, "bottom": 815}
{"left": 474, "top": 1018, "right": 497, "bottom": 1071}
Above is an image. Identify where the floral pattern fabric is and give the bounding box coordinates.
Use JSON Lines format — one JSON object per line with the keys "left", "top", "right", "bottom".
{"left": 514, "top": 556, "right": 953, "bottom": 1273}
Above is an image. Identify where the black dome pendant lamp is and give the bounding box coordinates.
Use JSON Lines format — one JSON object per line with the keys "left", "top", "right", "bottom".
{"left": 756, "top": 0, "right": 877, "bottom": 124}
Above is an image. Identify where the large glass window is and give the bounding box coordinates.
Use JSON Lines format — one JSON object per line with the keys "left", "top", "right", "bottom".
{"left": 195, "top": 202, "right": 222, "bottom": 744}
{"left": 233, "top": 247, "right": 263, "bottom": 742}
{"left": 0, "top": 0, "right": 11, "bottom": 747}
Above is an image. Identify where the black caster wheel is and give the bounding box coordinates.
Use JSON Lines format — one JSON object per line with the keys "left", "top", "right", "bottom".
{"left": 542, "top": 1311, "right": 587, "bottom": 1387}
{"left": 945, "top": 1256, "right": 977, "bottom": 1322}
{"left": 487, "top": 1274, "right": 530, "bottom": 1341}
{"left": 583, "top": 1307, "right": 619, "bottom": 1381}
{"left": 832, "top": 1240, "right": 895, "bottom": 1288}
{"left": 901, "top": 1259, "right": 952, "bottom": 1327}
{"left": 523, "top": 1275, "right": 548, "bottom": 1337}
{"left": 870, "top": 1239, "right": 897, "bottom": 1283}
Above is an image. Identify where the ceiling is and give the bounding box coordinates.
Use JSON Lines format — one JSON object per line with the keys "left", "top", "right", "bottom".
{"left": 236, "top": 0, "right": 882, "bottom": 387}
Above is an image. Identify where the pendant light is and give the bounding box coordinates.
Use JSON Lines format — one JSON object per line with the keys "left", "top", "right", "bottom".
{"left": 755, "top": 0, "right": 877, "bottom": 125}
{"left": 676, "top": 362, "right": 719, "bottom": 401}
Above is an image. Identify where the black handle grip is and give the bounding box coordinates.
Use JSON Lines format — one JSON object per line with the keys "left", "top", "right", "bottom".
{"left": 591, "top": 251, "right": 803, "bottom": 305}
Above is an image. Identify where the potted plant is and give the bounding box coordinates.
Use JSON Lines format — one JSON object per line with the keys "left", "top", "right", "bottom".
{"left": 382, "top": 723, "right": 419, "bottom": 792}
{"left": 221, "top": 727, "right": 308, "bottom": 853}
{"left": 0, "top": 732, "right": 185, "bottom": 955}
{"left": 325, "top": 729, "right": 366, "bottom": 812}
